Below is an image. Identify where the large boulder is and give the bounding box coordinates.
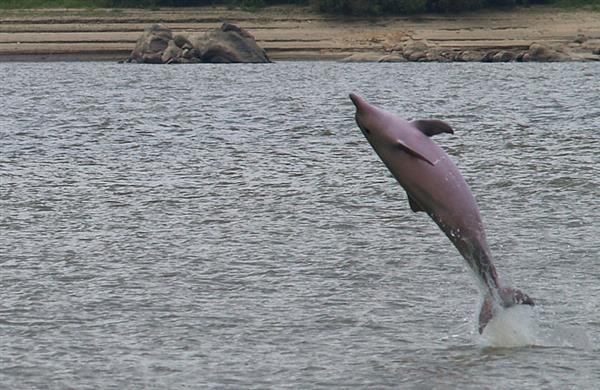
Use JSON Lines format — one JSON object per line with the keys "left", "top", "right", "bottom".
{"left": 161, "top": 40, "right": 183, "bottom": 64}
{"left": 401, "top": 40, "right": 430, "bottom": 61}
{"left": 581, "top": 39, "right": 600, "bottom": 55}
{"left": 128, "top": 24, "right": 173, "bottom": 63}
{"left": 491, "top": 50, "right": 516, "bottom": 62}
{"left": 425, "top": 48, "right": 455, "bottom": 62}
{"left": 523, "top": 43, "right": 570, "bottom": 62}
{"left": 195, "top": 22, "right": 271, "bottom": 63}
{"left": 127, "top": 22, "right": 270, "bottom": 64}
{"left": 456, "top": 50, "right": 486, "bottom": 62}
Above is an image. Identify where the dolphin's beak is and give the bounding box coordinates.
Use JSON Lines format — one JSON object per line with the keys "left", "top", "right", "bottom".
{"left": 349, "top": 93, "right": 366, "bottom": 112}
{"left": 350, "top": 93, "right": 371, "bottom": 135}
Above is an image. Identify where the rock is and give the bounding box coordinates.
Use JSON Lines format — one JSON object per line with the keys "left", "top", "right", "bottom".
{"left": 407, "top": 50, "right": 427, "bottom": 61}
{"left": 378, "top": 53, "right": 407, "bottom": 62}
{"left": 515, "top": 51, "right": 527, "bottom": 62}
{"left": 141, "top": 52, "right": 163, "bottom": 64}
{"left": 382, "top": 31, "right": 410, "bottom": 52}
{"left": 402, "top": 40, "right": 429, "bottom": 61}
{"left": 425, "top": 48, "right": 455, "bottom": 62}
{"left": 173, "top": 34, "right": 193, "bottom": 50}
{"left": 195, "top": 22, "right": 271, "bottom": 63}
{"left": 161, "top": 40, "right": 182, "bottom": 64}
{"left": 581, "top": 39, "right": 600, "bottom": 54}
{"left": 128, "top": 24, "right": 173, "bottom": 63}
{"left": 574, "top": 34, "right": 588, "bottom": 44}
{"left": 341, "top": 52, "right": 387, "bottom": 62}
{"left": 182, "top": 47, "right": 200, "bottom": 60}
{"left": 126, "top": 22, "right": 269, "bottom": 64}
{"left": 398, "top": 45, "right": 456, "bottom": 62}
{"left": 456, "top": 50, "right": 485, "bottom": 62}
{"left": 492, "top": 50, "right": 515, "bottom": 62}
{"left": 525, "top": 43, "right": 570, "bottom": 62}
{"left": 221, "top": 22, "right": 255, "bottom": 40}
{"left": 341, "top": 52, "right": 406, "bottom": 62}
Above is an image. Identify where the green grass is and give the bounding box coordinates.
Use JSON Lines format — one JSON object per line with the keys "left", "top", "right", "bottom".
{"left": 0, "top": 0, "right": 166, "bottom": 9}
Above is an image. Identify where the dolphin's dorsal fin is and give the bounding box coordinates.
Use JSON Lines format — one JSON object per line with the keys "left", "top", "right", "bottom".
{"left": 407, "top": 193, "right": 425, "bottom": 213}
{"left": 412, "top": 120, "right": 454, "bottom": 137}
{"left": 397, "top": 139, "right": 435, "bottom": 166}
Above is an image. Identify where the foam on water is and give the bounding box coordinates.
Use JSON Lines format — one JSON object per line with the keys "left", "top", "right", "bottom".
{"left": 478, "top": 304, "right": 592, "bottom": 350}
{"left": 479, "top": 305, "right": 538, "bottom": 347}
{"left": 537, "top": 324, "right": 593, "bottom": 350}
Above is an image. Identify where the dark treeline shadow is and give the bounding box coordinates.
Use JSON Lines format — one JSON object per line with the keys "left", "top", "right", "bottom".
{"left": 1, "top": 0, "right": 598, "bottom": 14}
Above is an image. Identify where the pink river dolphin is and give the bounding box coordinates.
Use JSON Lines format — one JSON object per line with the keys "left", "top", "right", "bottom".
{"left": 350, "top": 93, "right": 534, "bottom": 333}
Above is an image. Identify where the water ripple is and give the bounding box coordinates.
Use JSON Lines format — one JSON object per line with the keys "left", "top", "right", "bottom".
{"left": 1, "top": 61, "right": 599, "bottom": 388}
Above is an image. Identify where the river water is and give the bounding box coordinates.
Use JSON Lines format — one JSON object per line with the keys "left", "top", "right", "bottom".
{"left": 1, "top": 61, "right": 599, "bottom": 388}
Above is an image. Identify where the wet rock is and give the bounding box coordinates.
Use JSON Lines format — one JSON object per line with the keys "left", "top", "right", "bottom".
{"left": 515, "top": 51, "right": 527, "bottom": 62}
{"left": 492, "top": 50, "right": 515, "bottom": 62}
{"left": 426, "top": 48, "right": 455, "bottom": 62}
{"left": 480, "top": 51, "right": 495, "bottom": 62}
{"left": 195, "top": 22, "right": 271, "bottom": 63}
{"left": 524, "top": 43, "right": 570, "bottom": 62}
{"left": 456, "top": 50, "right": 485, "bottom": 62}
{"left": 378, "top": 53, "right": 407, "bottom": 62}
{"left": 141, "top": 52, "right": 163, "bottom": 64}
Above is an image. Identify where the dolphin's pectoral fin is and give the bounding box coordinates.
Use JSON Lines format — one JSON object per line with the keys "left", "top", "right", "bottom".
{"left": 396, "top": 139, "right": 436, "bottom": 166}
{"left": 412, "top": 120, "right": 454, "bottom": 137}
{"left": 407, "top": 193, "right": 425, "bottom": 213}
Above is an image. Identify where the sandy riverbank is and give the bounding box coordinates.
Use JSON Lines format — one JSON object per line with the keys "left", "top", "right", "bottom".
{"left": 1, "top": 5, "right": 599, "bottom": 61}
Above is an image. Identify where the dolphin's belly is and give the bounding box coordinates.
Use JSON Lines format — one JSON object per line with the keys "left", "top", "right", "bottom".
{"left": 397, "top": 154, "right": 497, "bottom": 290}
{"left": 388, "top": 151, "right": 487, "bottom": 243}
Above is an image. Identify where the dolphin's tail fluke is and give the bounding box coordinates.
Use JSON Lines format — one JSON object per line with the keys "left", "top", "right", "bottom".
{"left": 478, "top": 287, "right": 535, "bottom": 334}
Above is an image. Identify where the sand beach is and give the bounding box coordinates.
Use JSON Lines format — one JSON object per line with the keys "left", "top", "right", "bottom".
{"left": 0, "top": 5, "right": 599, "bottom": 61}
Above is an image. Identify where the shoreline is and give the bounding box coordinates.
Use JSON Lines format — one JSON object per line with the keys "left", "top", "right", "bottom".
{"left": 1, "top": 5, "right": 599, "bottom": 62}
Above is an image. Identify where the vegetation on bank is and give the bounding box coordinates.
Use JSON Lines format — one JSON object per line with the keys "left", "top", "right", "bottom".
{"left": 313, "top": 0, "right": 600, "bottom": 14}
{"left": 0, "top": 0, "right": 303, "bottom": 9}
{"left": 0, "top": 0, "right": 599, "bottom": 12}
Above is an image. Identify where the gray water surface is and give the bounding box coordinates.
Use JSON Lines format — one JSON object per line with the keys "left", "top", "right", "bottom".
{"left": 1, "top": 62, "right": 599, "bottom": 388}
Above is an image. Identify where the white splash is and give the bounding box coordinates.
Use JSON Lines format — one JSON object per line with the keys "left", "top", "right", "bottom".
{"left": 478, "top": 304, "right": 538, "bottom": 347}
{"left": 476, "top": 304, "right": 593, "bottom": 350}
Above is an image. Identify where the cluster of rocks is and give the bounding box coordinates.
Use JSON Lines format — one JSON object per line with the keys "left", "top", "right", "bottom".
{"left": 343, "top": 36, "right": 600, "bottom": 63}
{"left": 126, "top": 23, "right": 271, "bottom": 64}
